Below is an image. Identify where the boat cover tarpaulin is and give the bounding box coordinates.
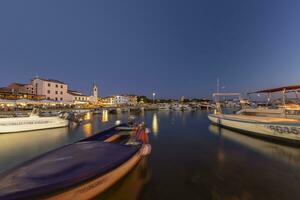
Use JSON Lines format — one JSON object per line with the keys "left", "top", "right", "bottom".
{"left": 0, "top": 141, "right": 140, "bottom": 200}
{"left": 80, "top": 124, "right": 127, "bottom": 142}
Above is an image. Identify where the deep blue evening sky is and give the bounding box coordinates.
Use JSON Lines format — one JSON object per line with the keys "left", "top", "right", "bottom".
{"left": 1, "top": 0, "right": 300, "bottom": 98}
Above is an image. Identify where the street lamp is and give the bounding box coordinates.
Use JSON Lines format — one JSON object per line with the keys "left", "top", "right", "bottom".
{"left": 152, "top": 93, "right": 156, "bottom": 104}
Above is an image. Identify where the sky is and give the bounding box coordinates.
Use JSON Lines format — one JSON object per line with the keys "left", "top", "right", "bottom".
{"left": 1, "top": 0, "right": 300, "bottom": 99}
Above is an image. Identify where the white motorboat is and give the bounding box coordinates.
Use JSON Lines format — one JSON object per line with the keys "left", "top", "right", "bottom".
{"left": 182, "top": 104, "right": 192, "bottom": 111}
{"left": 171, "top": 104, "right": 182, "bottom": 111}
{"left": 0, "top": 109, "right": 69, "bottom": 133}
{"left": 208, "top": 86, "right": 300, "bottom": 145}
{"left": 158, "top": 104, "right": 170, "bottom": 110}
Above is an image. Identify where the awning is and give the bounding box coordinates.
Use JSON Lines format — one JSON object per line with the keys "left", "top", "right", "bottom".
{"left": 248, "top": 85, "right": 300, "bottom": 94}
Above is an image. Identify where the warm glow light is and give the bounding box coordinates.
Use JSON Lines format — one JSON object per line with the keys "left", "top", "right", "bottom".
{"left": 102, "top": 110, "right": 108, "bottom": 122}
{"left": 152, "top": 113, "right": 158, "bottom": 137}
{"left": 83, "top": 123, "right": 92, "bottom": 137}
{"left": 84, "top": 112, "right": 92, "bottom": 120}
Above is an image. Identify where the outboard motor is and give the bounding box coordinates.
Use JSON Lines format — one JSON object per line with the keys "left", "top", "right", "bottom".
{"left": 60, "top": 112, "right": 83, "bottom": 125}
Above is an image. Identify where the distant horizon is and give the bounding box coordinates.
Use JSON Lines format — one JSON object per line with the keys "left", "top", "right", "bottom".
{"left": 1, "top": 1, "right": 300, "bottom": 99}
{"left": 2, "top": 75, "right": 300, "bottom": 100}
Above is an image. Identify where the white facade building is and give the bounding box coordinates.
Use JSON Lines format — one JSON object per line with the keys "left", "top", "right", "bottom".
{"left": 66, "top": 82, "right": 99, "bottom": 104}
{"left": 114, "top": 95, "right": 129, "bottom": 105}
{"left": 100, "top": 95, "right": 136, "bottom": 106}
{"left": 66, "top": 90, "right": 90, "bottom": 104}
{"left": 31, "top": 78, "right": 68, "bottom": 101}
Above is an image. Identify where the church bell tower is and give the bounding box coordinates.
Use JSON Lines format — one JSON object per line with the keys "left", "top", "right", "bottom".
{"left": 91, "top": 81, "right": 98, "bottom": 102}
{"left": 93, "top": 82, "right": 98, "bottom": 98}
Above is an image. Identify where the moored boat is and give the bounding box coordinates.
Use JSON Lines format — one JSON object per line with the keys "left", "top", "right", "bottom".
{"left": 0, "top": 124, "right": 151, "bottom": 200}
{"left": 208, "top": 87, "right": 300, "bottom": 145}
{"left": 0, "top": 109, "right": 69, "bottom": 133}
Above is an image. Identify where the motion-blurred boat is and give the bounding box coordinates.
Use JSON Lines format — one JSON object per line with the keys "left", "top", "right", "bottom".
{"left": 0, "top": 124, "right": 151, "bottom": 200}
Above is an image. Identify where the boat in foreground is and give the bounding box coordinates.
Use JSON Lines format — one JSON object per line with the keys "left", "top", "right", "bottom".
{"left": 208, "top": 86, "right": 300, "bottom": 145}
{"left": 0, "top": 124, "right": 151, "bottom": 200}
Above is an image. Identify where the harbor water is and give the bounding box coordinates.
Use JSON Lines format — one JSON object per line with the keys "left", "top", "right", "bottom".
{"left": 1, "top": 110, "right": 300, "bottom": 199}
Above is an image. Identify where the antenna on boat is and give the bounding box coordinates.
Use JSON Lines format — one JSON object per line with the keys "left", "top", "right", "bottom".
{"left": 216, "top": 77, "right": 220, "bottom": 102}
{"left": 217, "top": 77, "right": 220, "bottom": 93}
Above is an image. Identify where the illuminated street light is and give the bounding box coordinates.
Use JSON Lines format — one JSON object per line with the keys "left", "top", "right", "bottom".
{"left": 152, "top": 93, "right": 156, "bottom": 104}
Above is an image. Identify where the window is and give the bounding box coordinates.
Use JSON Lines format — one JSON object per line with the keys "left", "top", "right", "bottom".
{"left": 56, "top": 84, "right": 58, "bottom": 88}
{"left": 47, "top": 90, "right": 50, "bottom": 94}
{"left": 60, "top": 98, "right": 63, "bottom": 101}
{"left": 61, "top": 85, "right": 63, "bottom": 89}
{"left": 55, "top": 97, "right": 58, "bottom": 101}
{"left": 60, "top": 91, "right": 63, "bottom": 95}
{"left": 47, "top": 97, "right": 50, "bottom": 100}
{"left": 75, "top": 97, "right": 77, "bottom": 100}
{"left": 55, "top": 91, "right": 58, "bottom": 94}
{"left": 48, "top": 83, "right": 51, "bottom": 87}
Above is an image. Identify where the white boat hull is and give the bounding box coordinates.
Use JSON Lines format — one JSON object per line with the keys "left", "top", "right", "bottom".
{"left": 46, "top": 144, "right": 150, "bottom": 200}
{"left": 0, "top": 116, "right": 69, "bottom": 133}
{"left": 208, "top": 114, "right": 300, "bottom": 143}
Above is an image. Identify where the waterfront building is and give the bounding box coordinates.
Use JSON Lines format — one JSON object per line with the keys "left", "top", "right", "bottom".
{"left": 66, "top": 90, "right": 90, "bottom": 104}
{"left": 114, "top": 95, "right": 129, "bottom": 105}
{"left": 128, "top": 95, "right": 138, "bottom": 105}
{"left": 66, "top": 82, "right": 99, "bottom": 104}
{"left": 100, "top": 96, "right": 115, "bottom": 106}
{"left": 0, "top": 86, "right": 45, "bottom": 100}
{"left": 100, "top": 95, "right": 137, "bottom": 106}
{"left": 7, "top": 83, "right": 35, "bottom": 95}
{"left": 31, "top": 78, "right": 68, "bottom": 101}
{"left": 1, "top": 77, "right": 99, "bottom": 104}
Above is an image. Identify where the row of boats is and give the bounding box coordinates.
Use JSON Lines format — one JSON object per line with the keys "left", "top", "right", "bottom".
{"left": 208, "top": 85, "right": 300, "bottom": 145}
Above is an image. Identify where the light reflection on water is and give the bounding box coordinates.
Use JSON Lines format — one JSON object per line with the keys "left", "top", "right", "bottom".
{"left": 83, "top": 123, "right": 93, "bottom": 137}
{"left": 1, "top": 111, "right": 300, "bottom": 199}
{"left": 0, "top": 127, "right": 70, "bottom": 173}
{"left": 209, "top": 124, "right": 300, "bottom": 168}
{"left": 102, "top": 110, "right": 108, "bottom": 122}
{"left": 96, "top": 158, "right": 151, "bottom": 200}
{"left": 152, "top": 113, "right": 158, "bottom": 137}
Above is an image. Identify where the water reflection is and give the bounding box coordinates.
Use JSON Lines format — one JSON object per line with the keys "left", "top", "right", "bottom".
{"left": 152, "top": 113, "right": 159, "bottom": 137}
{"left": 102, "top": 110, "right": 108, "bottom": 122}
{"left": 84, "top": 112, "right": 92, "bottom": 121}
{"left": 83, "top": 123, "right": 93, "bottom": 137}
{"left": 96, "top": 158, "right": 151, "bottom": 200}
{"left": 1, "top": 111, "right": 300, "bottom": 200}
{"left": 0, "top": 127, "right": 69, "bottom": 173}
{"left": 209, "top": 124, "right": 300, "bottom": 168}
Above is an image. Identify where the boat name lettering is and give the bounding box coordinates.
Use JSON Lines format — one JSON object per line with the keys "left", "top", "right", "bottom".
{"left": 76, "top": 177, "right": 107, "bottom": 194}
{"left": 0, "top": 121, "right": 51, "bottom": 126}
{"left": 266, "top": 125, "right": 300, "bottom": 135}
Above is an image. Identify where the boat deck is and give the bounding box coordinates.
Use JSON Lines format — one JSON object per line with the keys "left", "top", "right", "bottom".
{"left": 221, "top": 114, "right": 300, "bottom": 123}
